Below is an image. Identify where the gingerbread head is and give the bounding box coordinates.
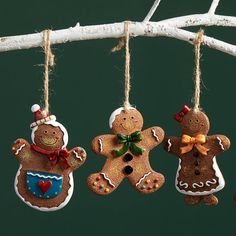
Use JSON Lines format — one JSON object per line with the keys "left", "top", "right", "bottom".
{"left": 87, "top": 107, "right": 165, "bottom": 195}
{"left": 12, "top": 104, "right": 86, "bottom": 211}
{"left": 164, "top": 105, "right": 230, "bottom": 206}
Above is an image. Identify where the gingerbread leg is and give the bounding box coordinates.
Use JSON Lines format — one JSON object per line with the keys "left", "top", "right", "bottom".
{"left": 184, "top": 195, "right": 201, "bottom": 205}
{"left": 87, "top": 162, "right": 124, "bottom": 195}
{"left": 128, "top": 161, "right": 165, "bottom": 194}
{"left": 202, "top": 194, "right": 219, "bottom": 206}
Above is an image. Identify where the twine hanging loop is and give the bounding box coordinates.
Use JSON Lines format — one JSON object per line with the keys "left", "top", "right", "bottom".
{"left": 193, "top": 30, "right": 204, "bottom": 113}
{"left": 43, "top": 30, "right": 55, "bottom": 114}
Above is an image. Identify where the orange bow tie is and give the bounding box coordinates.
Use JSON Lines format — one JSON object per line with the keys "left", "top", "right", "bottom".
{"left": 180, "top": 134, "right": 210, "bottom": 155}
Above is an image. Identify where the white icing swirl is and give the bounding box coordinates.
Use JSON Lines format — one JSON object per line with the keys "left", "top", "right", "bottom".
{"left": 216, "top": 137, "right": 225, "bottom": 151}
{"left": 192, "top": 182, "right": 204, "bottom": 188}
{"left": 136, "top": 172, "right": 152, "bottom": 186}
{"left": 98, "top": 138, "right": 103, "bottom": 152}
{"left": 206, "top": 179, "right": 217, "bottom": 186}
{"left": 15, "top": 144, "right": 26, "bottom": 155}
{"left": 179, "top": 181, "right": 188, "bottom": 189}
{"left": 151, "top": 129, "right": 159, "bottom": 142}
{"left": 100, "top": 172, "right": 115, "bottom": 187}
{"left": 73, "top": 150, "right": 83, "bottom": 161}
{"left": 167, "top": 139, "right": 172, "bottom": 152}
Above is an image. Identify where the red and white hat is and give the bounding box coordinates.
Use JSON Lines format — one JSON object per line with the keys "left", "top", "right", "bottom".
{"left": 30, "top": 104, "right": 56, "bottom": 129}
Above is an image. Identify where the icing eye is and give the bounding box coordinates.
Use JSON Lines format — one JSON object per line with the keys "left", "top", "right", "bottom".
{"left": 53, "top": 131, "right": 56, "bottom": 134}
{"left": 44, "top": 130, "right": 48, "bottom": 134}
{"left": 131, "top": 116, "right": 134, "bottom": 119}
{"left": 123, "top": 117, "right": 126, "bottom": 120}
{"left": 196, "top": 119, "right": 199, "bottom": 122}
{"left": 189, "top": 119, "right": 192, "bottom": 123}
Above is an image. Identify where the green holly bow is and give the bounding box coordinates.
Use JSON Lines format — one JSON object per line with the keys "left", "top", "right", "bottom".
{"left": 113, "top": 131, "right": 144, "bottom": 157}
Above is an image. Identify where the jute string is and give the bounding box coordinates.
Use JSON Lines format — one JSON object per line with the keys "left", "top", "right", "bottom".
{"left": 193, "top": 30, "right": 204, "bottom": 113}
{"left": 43, "top": 30, "right": 55, "bottom": 114}
{"left": 111, "top": 21, "right": 131, "bottom": 111}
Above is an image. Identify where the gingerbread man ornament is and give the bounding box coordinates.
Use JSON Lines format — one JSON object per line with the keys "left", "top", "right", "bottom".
{"left": 164, "top": 105, "right": 230, "bottom": 205}
{"left": 12, "top": 104, "right": 86, "bottom": 211}
{"left": 87, "top": 107, "right": 165, "bottom": 195}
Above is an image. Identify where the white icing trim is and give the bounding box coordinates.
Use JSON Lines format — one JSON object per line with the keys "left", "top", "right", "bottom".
{"left": 15, "top": 144, "right": 26, "bottom": 155}
{"left": 217, "top": 136, "right": 225, "bottom": 151}
{"left": 14, "top": 165, "right": 74, "bottom": 212}
{"left": 100, "top": 172, "right": 115, "bottom": 187}
{"left": 175, "top": 157, "right": 225, "bottom": 196}
{"left": 98, "top": 138, "right": 103, "bottom": 152}
{"left": 73, "top": 150, "right": 83, "bottom": 161}
{"left": 151, "top": 128, "right": 159, "bottom": 142}
{"left": 206, "top": 179, "right": 217, "bottom": 186}
{"left": 31, "top": 120, "right": 68, "bottom": 149}
{"left": 179, "top": 181, "right": 188, "bottom": 189}
{"left": 135, "top": 171, "right": 152, "bottom": 186}
{"left": 109, "top": 107, "right": 136, "bottom": 128}
{"left": 192, "top": 182, "right": 204, "bottom": 188}
{"left": 26, "top": 172, "right": 63, "bottom": 180}
{"left": 167, "top": 139, "right": 172, "bottom": 152}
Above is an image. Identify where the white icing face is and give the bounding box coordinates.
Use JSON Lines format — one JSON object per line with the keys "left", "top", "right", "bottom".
{"left": 109, "top": 107, "right": 136, "bottom": 128}
{"left": 31, "top": 120, "right": 68, "bottom": 149}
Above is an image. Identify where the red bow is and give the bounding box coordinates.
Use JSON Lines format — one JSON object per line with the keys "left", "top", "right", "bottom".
{"left": 174, "top": 105, "right": 190, "bottom": 122}
{"left": 31, "top": 144, "right": 70, "bottom": 170}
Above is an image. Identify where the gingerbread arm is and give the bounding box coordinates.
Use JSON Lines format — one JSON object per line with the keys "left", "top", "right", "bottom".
{"left": 11, "top": 138, "right": 31, "bottom": 163}
{"left": 67, "top": 146, "right": 87, "bottom": 171}
{"left": 207, "top": 135, "right": 231, "bottom": 156}
{"left": 163, "top": 136, "right": 182, "bottom": 157}
{"left": 140, "top": 126, "right": 164, "bottom": 150}
{"left": 91, "top": 134, "right": 116, "bottom": 157}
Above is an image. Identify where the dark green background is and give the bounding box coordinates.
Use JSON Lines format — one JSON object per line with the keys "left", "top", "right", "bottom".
{"left": 1, "top": 0, "right": 236, "bottom": 235}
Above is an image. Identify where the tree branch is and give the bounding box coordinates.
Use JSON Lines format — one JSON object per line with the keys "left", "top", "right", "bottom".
{"left": 0, "top": 1, "right": 236, "bottom": 57}
{"left": 208, "top": 0, "right": 220, "bottom": 14}
{"left": 143, "top": 0, "right": 162, "bottom": 22}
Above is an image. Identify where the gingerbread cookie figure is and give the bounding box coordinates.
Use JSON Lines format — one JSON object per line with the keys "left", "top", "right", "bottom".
{"left": 12, "top": 104, "right": 86, "bottom": 211}
{"left": 87, "top": 107, "right": 165, "bottom": 195}
{"left": 164, "top": 105, "right": 230, "bottom": 206}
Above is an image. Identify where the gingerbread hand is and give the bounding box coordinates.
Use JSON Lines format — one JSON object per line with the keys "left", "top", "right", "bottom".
{"left": 163, "top": 136, "right": 182, "bottom": 157}
{"left": 91, "top": 134, "right": 115, "bottom": 156}
{"left": 141, "top": 126, "right": 164, "bottom": 150}
{"left": 12, "top": 138, "right": 31, "bottom": 163}
{"left": 207, "top": 135, "right": 231, "bottom": 156}
{"left": 68, "top": 147, "right": 87, "bottom": 170}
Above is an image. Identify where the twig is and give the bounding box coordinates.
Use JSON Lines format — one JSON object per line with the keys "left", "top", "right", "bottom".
{"left": 208, "top": 0, "right": 220, "bottom": 14}
{"left": 143, "top": 0, "right": 162, "bottom": 22}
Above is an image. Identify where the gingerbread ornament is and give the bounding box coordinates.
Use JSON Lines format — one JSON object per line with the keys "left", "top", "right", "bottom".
{"left": 12, "top": 105, "right": 86, "bottom": 211}
{"left": 87, "top": 107, "right": 165, "bottom": 195}
{"left": 164, "top": 31, "right": 230, "bottom": 205}
{"left": 164, "top": 105, "right": 230, "bottom": 205}
{"left": 11, "top": 31, "right": 86, "bottom": 211}
{"left": 88, "top": 23, "right": 165, "bottom": 195}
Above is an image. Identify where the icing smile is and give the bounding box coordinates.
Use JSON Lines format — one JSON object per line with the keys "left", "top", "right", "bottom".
{"left": 40, "top": 136, "right": 58, "bottom": 146}
{"left": 121, "top": 122, "right": 135, "bottom": 130}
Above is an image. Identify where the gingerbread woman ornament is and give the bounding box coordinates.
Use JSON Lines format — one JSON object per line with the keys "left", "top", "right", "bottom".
{"left": 12, "top": 104, "right": 86, "bottom": 211}
{"left": 87, "top": 107, "right": 165, "bottom": 195}
{"left": 164, "top": 105, "right": 230, "bottom": 205}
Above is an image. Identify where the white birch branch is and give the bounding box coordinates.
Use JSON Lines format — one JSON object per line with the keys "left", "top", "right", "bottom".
{"left": 0, "top": 0, "right": 236, "bottom": 57}
{"left": 143, "top": 0, "right": 162, "bottom": 22}
{"left": 208, "top": 0, "right": 220, "bottom": 14}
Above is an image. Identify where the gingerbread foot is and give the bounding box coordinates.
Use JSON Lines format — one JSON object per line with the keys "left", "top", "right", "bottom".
{"left": 184, "top": 195, "right": 201, "bottom": 205}
{"left": 87, "top": 172, "right": 120, "bottom": 195}
{"left": 131, "top": 171, "right": 165, "bottom": 194}
{"left": 202, "top": 194, "right": 218, "bottom": 206}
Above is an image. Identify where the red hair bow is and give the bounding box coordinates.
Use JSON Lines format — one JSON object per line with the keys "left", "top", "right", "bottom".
{"left": 174, "top": 105, "right": 190, "bottom": 122}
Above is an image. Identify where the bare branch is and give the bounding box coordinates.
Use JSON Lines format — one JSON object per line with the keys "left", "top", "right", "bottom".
{"left": 143, "top": 0, "right": 161, "bottom": 23}
{"left": 208, "top": 0, "right": 220, "bottom": 14}
{"left": 1, "top": 0, "right": 236, "bottom": 57}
